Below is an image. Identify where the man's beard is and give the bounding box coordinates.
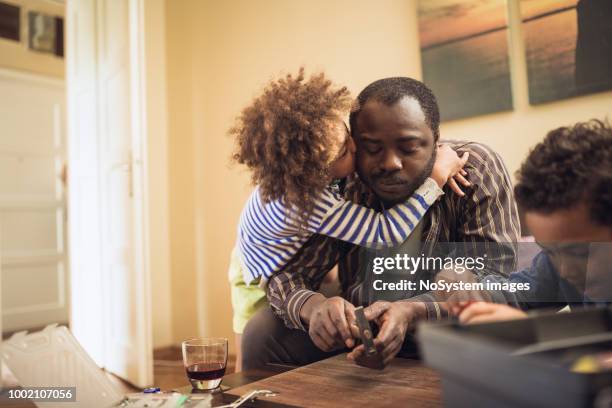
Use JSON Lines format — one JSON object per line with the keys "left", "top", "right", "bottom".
{"left": 379, "top": 149, "right": 436, "bottom": 206}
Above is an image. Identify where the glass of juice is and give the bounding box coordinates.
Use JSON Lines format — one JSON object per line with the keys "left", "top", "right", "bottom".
{"left": 182, "top": 337, "right": 228, "bottom": 391}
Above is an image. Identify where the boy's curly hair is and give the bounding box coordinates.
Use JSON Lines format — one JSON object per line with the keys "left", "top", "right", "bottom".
{"left": 232, "top": 68, "right": 352, "bottom": 225}
{"left": 515, "top": 119, "right": 612, "bottom": 227}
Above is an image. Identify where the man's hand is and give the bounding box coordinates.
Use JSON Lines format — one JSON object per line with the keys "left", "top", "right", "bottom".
{"left": 347, "top": 301, "right": 426, "bottom": 367}
{"left": 300, "top": 294, "right": 356, "bottom": 352}
{"left": 458, "top": 302, "right": 527, "bottom": 324}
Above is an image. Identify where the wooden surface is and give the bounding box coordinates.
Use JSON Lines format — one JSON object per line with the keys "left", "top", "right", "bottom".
{"left": 0, "top": 365, "right": 292, "bottom": 408}
{"left": 176, "top": 364, "right": 295, "bottom": 406}
{"left": 227, "top": 354, "right": 442, "bottom": 408}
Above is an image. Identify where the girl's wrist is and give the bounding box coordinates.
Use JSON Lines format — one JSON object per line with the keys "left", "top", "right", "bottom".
{"left": 430, "top": 171, "right": 447, "bottom": 188}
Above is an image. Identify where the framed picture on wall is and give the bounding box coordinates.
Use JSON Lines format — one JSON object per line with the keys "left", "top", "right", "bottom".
{"left": 418, "top": 0, "right": 513, "bottom": 122}
{"left": 521, "top": 0, "right": 612, "bottom": 105}
{"left": 28, "top": 11, "right": 56, "bottom": 53}
{"left": 27, "top": 10, "right": 63, "bottom": 57}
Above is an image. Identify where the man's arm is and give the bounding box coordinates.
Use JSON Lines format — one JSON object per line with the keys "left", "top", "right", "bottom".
{"left": 266, "top": 234, "right": 361, "bottom": 351}
{"left": 411, "top": 142, "right": 522, "bottom": 316}
{"left": 267, "top": 269, "right": 319, "bottom": 331}
{"left": 266, "top": 234, "right": 338, "bottom": 330}
{"left": 458, "top": 142, "right": 521, "bottom": 276}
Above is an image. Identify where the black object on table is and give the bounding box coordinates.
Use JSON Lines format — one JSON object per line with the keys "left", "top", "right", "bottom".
{"left": 419, "top": 306, "right": 612, "bottom": 408}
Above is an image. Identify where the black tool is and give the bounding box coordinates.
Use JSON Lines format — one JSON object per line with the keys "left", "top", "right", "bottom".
{"left": 354, "top": 306, "right": 384, "bottom": 369}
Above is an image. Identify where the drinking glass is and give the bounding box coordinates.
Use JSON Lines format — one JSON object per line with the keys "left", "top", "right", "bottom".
{"left": 181, "top": 337, "right": 228, "bottom": 391}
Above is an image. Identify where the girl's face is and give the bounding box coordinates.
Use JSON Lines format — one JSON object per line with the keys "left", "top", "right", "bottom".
{"left": 328, "top": 122, "right": 356, "bottom": 179}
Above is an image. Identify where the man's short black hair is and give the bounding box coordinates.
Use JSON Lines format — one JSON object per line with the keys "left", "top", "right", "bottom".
{"left": 349, "top": 77, "right": 440, "bottom": 141}
{"left": 515, "top": 119, "right": 612, "bottom": 227}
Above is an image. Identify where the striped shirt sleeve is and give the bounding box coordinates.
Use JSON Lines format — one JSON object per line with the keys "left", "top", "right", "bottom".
{"left": 456, "top": 143, "right": 520, "bottom": 279}
{"left": 266, "top": 235, "right": 340, "bottom": 330}
{"left": 309, "top": 177, "right": 443, "bottom": 247}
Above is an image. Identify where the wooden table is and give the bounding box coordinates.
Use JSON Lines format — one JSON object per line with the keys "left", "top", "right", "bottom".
{"left": 224, "top": 354, "right": 442, "bottom": 407}
{"left": 175, "top": 364, "right": 294, "bottom": 406}
{"left": 1, "top": 356, "right": 441, "bottom": 407}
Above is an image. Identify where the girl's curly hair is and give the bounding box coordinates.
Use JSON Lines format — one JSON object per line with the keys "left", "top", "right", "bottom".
{"left": 232, "top": 68, "right": 352, "bottom": 226}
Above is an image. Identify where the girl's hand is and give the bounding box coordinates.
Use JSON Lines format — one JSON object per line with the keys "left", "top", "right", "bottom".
{"left": 430, "top": 144, "right": 470, "bottom": 196}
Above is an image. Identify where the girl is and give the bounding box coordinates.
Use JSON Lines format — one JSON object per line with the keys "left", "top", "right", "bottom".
{"left": 232, "top": 69, "right": 469, "bottom": 285}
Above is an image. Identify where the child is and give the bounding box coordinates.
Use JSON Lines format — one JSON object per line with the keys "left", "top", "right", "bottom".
{"left": 229, "top": 69, "right": 469, "bottom": 366}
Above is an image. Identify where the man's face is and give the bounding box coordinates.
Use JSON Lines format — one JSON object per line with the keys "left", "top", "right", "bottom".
{"left": 353, "top": 97, "right": 436, "bottom": 205}
{"left": 526, "top": 204, "right": 612, "bottom": 297}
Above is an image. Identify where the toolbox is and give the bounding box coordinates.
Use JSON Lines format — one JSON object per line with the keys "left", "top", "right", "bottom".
{"left": 418, "top": 306, "right": 612, "bottom": 408}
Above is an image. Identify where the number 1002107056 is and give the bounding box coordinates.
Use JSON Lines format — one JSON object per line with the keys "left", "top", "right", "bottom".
{"left": 3, "top": 387, "right": 76, "bottom": 402}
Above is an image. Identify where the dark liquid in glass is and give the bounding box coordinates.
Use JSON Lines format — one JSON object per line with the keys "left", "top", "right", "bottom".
{"left": 186, "top": 362, "right": 226, "bottom": 390}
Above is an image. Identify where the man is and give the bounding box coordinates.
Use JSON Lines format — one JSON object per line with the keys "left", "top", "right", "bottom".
{"left": 242, "top": 77, "right": 520, "bottom": 369}
{"left": 459, "top": 119, "right": 612, "bottom": 324}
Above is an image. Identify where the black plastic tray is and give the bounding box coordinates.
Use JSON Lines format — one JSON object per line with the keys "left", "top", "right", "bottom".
{"left": 418, "top": 306, "right": 612, "bottom": 408}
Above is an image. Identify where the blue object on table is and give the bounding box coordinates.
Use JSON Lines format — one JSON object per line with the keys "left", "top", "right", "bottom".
{"left": 143, "top": 387, "right": 160, "bottom": 393}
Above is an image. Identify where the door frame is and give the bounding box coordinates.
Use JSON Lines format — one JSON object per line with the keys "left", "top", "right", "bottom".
{"left": 66, "top": 0, "right": 169, "bottom": 387}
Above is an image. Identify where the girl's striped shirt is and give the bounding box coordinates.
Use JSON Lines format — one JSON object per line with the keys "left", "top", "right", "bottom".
{"left": 237, "top": 177, "right": 443, "bottom": 283}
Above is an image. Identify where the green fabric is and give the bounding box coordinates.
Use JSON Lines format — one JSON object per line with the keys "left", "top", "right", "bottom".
{"left": 228, "top": 246, "right": 268, "bottom": 333}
